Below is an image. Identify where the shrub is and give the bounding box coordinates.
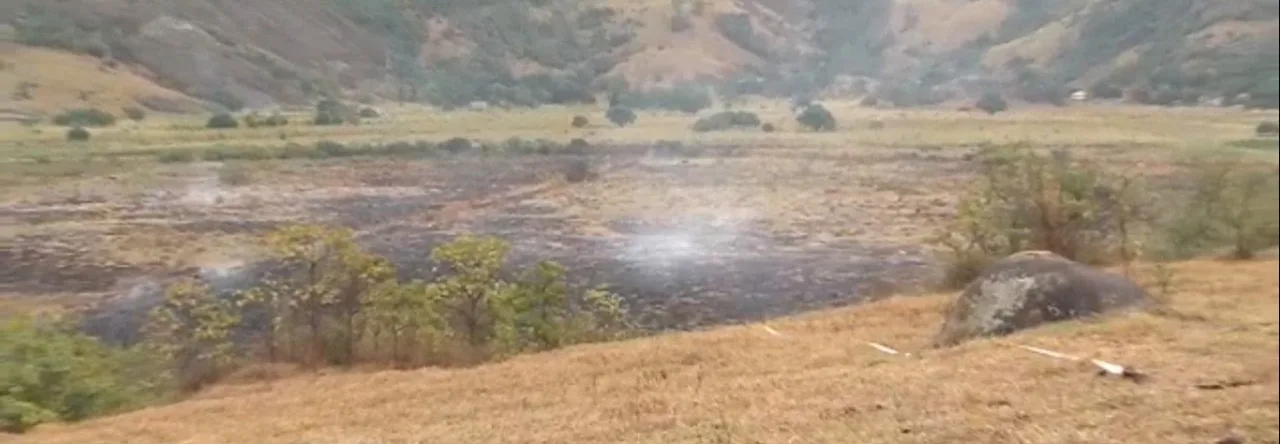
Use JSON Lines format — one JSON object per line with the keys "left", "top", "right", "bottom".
{"left": 976, "top": 92, "right": 1009, "bottom": 115}
{"left": 51, "top": 108, "right": 116, "bottom": 127}
{"left": 156, "top": 150, "right": 196, "bottom": 163}
{"left": 796, "top": 104, "right": 836, "bottom": 132}
{"left": 761, "top": 122, "right": 776, "bottom": 132}
{"left": 565, "top": 138, "right": 592, "bottom": 155}
{"left": 358, "top": 107, "right": 381, "bottom": 118}
{"left": 205, "top": 113, "right": 239, "bottom": 129}
{"left": 563, "top": 158, "right": 595, "bottom": 183}
{"left": 606, "top": 107, "right": 637, "bottom": 127}
{"left": 65, "top": 126, "right": 90, "bottom": 142}
{"left": 314, "top": 98, "right": 358, "bottom": 126}
{"left": 1156, "top": 162, "right": 1279, "bottom": 260}
{"left": 571, "top": 115, "right": 589, "bottom": 128}
{"left": 692, "top": 110, "right": 761, "bottom": 132}
{"left": 932, "top": 146, "right": 1144, "bottom": 288}
{"left": 121, "top": 106, "right": 146, "bottom": 121}
{"left": 441, "top": 137, "right": 473, "bottom": 154}
{"left": 1, "top": 316, "right": 168, "bottom": 433}
{"left": 859, "top": 96, "right": 879, "bottom": 107}
{"left": 610, "top": 83, "right": 711, "bottom": 114}
{"left": 1256, "top": 121, "right": 1279, "bottom": 137}
{"left": 669, "top": 14, "right": 694, "bottom": 32}
{"left": 264, "top": 113, "right": 289, "bottom": 127}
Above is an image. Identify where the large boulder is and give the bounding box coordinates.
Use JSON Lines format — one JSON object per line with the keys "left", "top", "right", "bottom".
{"left": 933, "top": 251, "right": 1147, "bottom": 347}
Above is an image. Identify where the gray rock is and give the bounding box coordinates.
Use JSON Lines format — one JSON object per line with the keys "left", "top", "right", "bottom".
{"left": 933, "top": 251, "right": 1147, "bottom": 347}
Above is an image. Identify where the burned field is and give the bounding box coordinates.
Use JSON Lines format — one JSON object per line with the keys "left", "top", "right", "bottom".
{"left": 0, "top": 142, "right": 972, "bottom": 334}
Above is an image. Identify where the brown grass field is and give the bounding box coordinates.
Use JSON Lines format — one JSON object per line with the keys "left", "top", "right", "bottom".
{"left": 10, "top": 259, "right": 1278, "bottom": 444}
{"left": 2, "top": 101, "right": 1278, "bottom": 442}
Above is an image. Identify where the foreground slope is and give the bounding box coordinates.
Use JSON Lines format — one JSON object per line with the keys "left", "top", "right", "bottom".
{"left": 18, "top": 260, "right": 1280, "bottom": 444}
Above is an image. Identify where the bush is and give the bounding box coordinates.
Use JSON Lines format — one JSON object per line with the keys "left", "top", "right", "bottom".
{"left": 563, "top": 158, "right": 596, "bottom": 183}
{"left": 121, "top": 106, "right": 146, "bottom": 121}
{"left": 692, "top": 110, "right": 761, "bottom": 132}
{"left": 976, "top": 92, "right": 1008, "bottom": 115}
{"left": 51, "top": 108, "right": 116, "bottom": 127}
{"left": 314, "top": 98, "right": 358, "bottom": 126}
{"left": 761, "top": 122, "right": 776, "bottom": 132}
{"left": 1257, "top": 121, "right": 1280, "bottom": 137}
{"left": 610, "top": 83, "right": 711, "bottom": 114}
{"left": 441, "top": 137, "right": 473, "bottom": 154}
{"left": 65, "top": 126, "right": 90, "bottom": 142}
{"left": 669, "top": 14, "right": 694, "bottom": 32}
{"left": 206, "top": 113, "right": 239, "bottom": 129}
{"left": 1, "top": 316, "right": 168, "bottom": 433}
{"left": 358, "top": 107, "right": 381, "bottom": 118}
{"left": 565, "top": 138, "right": 592, "bottom": 155}
{"left": 796, "top": 104, "right": 836, "bottom": 132}
{"left": 571, "top": 115, "right": 589, "bottom": 128}
{"left": 933, "top": 146, "right": 1144, "bottom": 288}
{"left": 606, "top": 107, "right": 637, "bottom": 127}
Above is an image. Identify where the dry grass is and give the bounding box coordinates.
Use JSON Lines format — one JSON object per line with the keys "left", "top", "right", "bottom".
{"left": 0, "top": 43, "right": 197, "bottom": 114}
{"left": 13, "top": 259, "right": 1278, "bottom": 444}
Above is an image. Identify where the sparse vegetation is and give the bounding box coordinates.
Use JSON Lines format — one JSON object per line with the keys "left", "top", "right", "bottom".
{"left": 571, "top": 115, "right": 589, "bottom": 128}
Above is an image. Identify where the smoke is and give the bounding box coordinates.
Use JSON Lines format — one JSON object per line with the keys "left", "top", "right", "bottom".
{"left": 619, "top": 207, "right": 759, "bottom": 269}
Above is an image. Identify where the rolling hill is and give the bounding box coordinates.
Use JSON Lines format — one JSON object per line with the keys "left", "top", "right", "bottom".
{"left": 0, "top": 0, "right": 1276, "bottom": 113}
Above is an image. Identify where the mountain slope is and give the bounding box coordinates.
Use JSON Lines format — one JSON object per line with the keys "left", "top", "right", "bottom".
{"left": 1, "top": 0, "right": 1276, "bottom": 113}
{"left": 14, "top": 260, "right": 1279, "bottom": 443}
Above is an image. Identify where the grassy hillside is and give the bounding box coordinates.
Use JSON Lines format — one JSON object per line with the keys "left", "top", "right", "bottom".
{"left": 13, "top": 259, "right": 1278, "bottom": 443}
{"left": 2, "top": 0, "right": 1276, "bottom": 113}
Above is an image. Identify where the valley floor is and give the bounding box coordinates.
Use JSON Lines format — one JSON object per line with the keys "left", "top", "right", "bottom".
{"left": 16, "top": 260, "right": 1279, "bottom": 444}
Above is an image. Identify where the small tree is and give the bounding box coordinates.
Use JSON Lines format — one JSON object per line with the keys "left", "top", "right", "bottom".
{"left": 976, "top": 92, "right": 1009, "bottom": 115}
{"left": 206, "top": 113, "right": 239, "bottom": 129}
{"left": 571, "top": 115, "right": 589, "bottom": 128}
{"left": 65, "top": 126, "right": 91, "bottom": 141}
{"left": 142, "top": 279, "right": 242, "bottom": 392}
{"left": 796, "top": 104, "right": 836, "bottom": 132}
{"left": 606, "top": 106, "right": 637, "bottom": 127}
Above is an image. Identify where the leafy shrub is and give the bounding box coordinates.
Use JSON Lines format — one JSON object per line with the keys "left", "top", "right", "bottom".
{"left": 606, "top": 107, "right": 637, "bottom": 127}
{"left": 1257, "top": 121, "right": 1280, "bottom": 137}
{"left": 121, "top": 106, "right": 146, "bottom": 121}
{"left": 761, "top": 122, "right": 776, "bottom": 132}
{"left": 692, "top": 110, "right": 762, "bottom": 132}
{"left": 358, "top": 107, "right": 382, "bottom": 118}
{"left": 1, "top": 316, "right": 168, "bottom": 433}
{"left": 932, "top": 146, "right": 1144, "bottom": 287}
{"left": 796, "top": 104, "right": 836, "bottom": 131}
{"left": 205, "top": 113, "right": 239, "bottom": 129}
{"left": 571, "top": 115, "right": 589, "bottom": 128}
{"left": 65, "top": 126, "right": 90, "bottom": 142}
{"left": 565, "top": 138, "right": 592, "bottom": 155}
{"left": 51, "top": 108, "right": 116, "bottom": 127}
{"left": 976, "top": 92, "right": 1009, "bottom": 115}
